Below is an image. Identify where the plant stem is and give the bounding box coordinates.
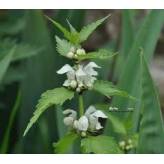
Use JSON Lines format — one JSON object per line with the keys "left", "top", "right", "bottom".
{"left": 79, "top": 94, "right": 84, "bottom": 116}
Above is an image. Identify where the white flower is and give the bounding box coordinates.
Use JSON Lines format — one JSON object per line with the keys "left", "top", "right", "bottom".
{"left": 73, "top": 116, "right": 89, "bottom": 132}
{"left": 63, "top": 109, "right": 77, "bottom": 127}
{"left": 85, "top": 106, "right": 107, "bottom": 132}
{"left": 57, "top": 64, "right": 76, "bottom": 88}
{"left": 57, "top": 62, "right": 100, "bottom": 91}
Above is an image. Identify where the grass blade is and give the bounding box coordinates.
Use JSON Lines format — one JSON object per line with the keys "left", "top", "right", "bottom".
{"left": 0, "top": 89, "right": 21, "bottom": 153}
{"left": 137, "top": 55, "right": 164, "bottom": 153}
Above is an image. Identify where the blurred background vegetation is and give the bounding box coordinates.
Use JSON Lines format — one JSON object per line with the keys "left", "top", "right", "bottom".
{"left": 0, "top": 9, "right": 163, "bottom": 153}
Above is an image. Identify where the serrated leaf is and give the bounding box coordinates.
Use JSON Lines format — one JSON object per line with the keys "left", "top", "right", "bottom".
{"left": 45, "top": 15, "right": 72, "bottom": 40}
{"left": 46, "top": 15, "right": 79, "bottom": 44}
{"left": 53, "top": 132, "right": 79, "bottom": 154}
{"left": 55, "top": 36, "right": 73, "bottom": 57}
{"left": 79, "top": 14, "right": 111, "bottom": 43}
{"left": 137, "top": 55, "right": 164, "bottom": 153}
{"left": 23, "top": 87, "right": 74, "bottom": 136}
{"left": 66, "top": 19, "right": 78, "bottom": 33}
{"left": 81, "top": 135, "right": 122, "bottom": 154}
{"left": 93, "top": 80, "right": 135, "bottom": 100}
{"left": 0, "top": 46, "right": 16, "bottom": 84}
{"left": 77, "top": 49, "right": 117, "bottom": 61}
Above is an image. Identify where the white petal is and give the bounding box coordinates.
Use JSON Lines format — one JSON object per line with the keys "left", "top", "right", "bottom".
{"left": 77, "top": 116, "right": 89, "bottom": 131}
{"left": 70, "top": 80, "right": 77, "bottom": 88}
{"left": 63, "top": 80, "right": 71, "bottom": 87}
{"left": 85, "top": 62, "right": 101, "bottom": 69}
{"left": 88, "top": 115, "right": 98, "bottom": 131}
{"left": 63, "top": 109, "right": 74, "bottom": 115}
{"left": 57, "top": 64, "right": 74, "bottom": 74}
{"left": 67, "top": 71, "right": 76, "bottom": 80}
{"left": 63, "top": 109, "right": 77, "bottom": 119}
{"left": 83, "top": 75, "right": 96, "bottom": 87}
{"left": 85, "top": 105, "right": 97, "bottom": 117}
{"left": 95, "top": 122, "right": 103, "bottom": 130}
{"left": 76, "top": 66, "right": 86, "bottom": 76}
{"left": 84, "top": 62, "right": 100, "bottom": 76}
{"left": 92, "top": 110, "right": 107, "bottom": 118}
{"left": 63, "top": 117, "right": 74, "bottom": 126}
{"left": 73, "top": 120, "right": 79, "bottom": 129}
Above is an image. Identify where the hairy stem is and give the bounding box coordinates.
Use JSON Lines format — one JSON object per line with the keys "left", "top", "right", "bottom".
{"left": 79, "top": 94, "right": 84, "bottom": 116}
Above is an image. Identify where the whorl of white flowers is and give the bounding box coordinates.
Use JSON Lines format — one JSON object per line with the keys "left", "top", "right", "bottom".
{"left": 57, "top": 61, "right": 100, "bottom": 92}
{"left": 63, "top": 106, "right": 107, "bottom": 136}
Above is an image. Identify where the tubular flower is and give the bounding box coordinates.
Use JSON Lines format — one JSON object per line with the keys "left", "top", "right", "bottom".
{"left": 85, "top": 106, "right": 107, "bottom": 132}
{"left": 57, "top": 62, "right": 100, "bottom": 92}
{"left": 63, "top": 109, "right": 77, "bottom": 127}
{"left": 63, "top": 106, "right": 107, "bottom": 136}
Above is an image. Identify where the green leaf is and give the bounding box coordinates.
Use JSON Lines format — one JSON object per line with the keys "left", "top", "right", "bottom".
{"left": 0, "top": 46, "right": 16, "bottom": 84}
{"left": 137, "top": 55, "right": 164, "bottom": 153}
{"left": 12, "top": 44, "right": 43, "bottom": 62}
{"left": 53, "top": 132, "right": 79, "bottom": 154}
{"left": 114, "top": 10, "right": 135, "bottom": 80}
{"left": 66, "top": 19, "right": 78, "bottom": 33}
{"left": 0, "top": 17, "right": 25, "bottom": 36}
{"left": 106, "top": 112, "right": 127, "bottom": 135}
{"left": 93, "top": 80, "right": 135, "bottom": 99}
{"left": 0, "top": 39, "right": 43, "bottom": 62}
{"left": 45, "top": 15, "right": 71, "bottom": 39}
{"left": 23, "top": 87, "right": 74, "bottom": 136}
{"left": 45, "top": 15, "right": 79, "bottom": 44}
{"left": 55, "top": 36, "right": 73, "bottom": 57}
{"left": 95, "top": 104, "right": 127, "bottom": 135}
{"left": 79, "top": 14, "right": 111, "bottom": 43}
{"left": 77, "top": 49, "right": 117, "bottom": 61}
{"left": 111, "top": 10, "right": 164, "bottom": 131}
{"left": 47, "top": 14, "right": 110, "bottom": 44}
{"left": 0, "top": 89, "right": 21, "bottom": 153}
{"left": 81, "top": 135, "right": 122, "bottom": 154}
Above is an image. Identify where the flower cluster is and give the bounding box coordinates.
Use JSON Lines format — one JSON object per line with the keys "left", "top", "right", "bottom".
{"left": 57, "top": 61, "right": 100, "bottom": 93}
{"left": 66, "top": 47, "right": 86, "bottom": 59}
{"left": 119, "top": 139, "right": 134, "bottom": 151}
{"left": 63, "top": 106, "right": 107, "bottom": 136}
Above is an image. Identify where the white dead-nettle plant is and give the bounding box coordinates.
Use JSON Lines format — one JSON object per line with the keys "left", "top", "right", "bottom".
{"left": 23, "top": 14, "right": 134, "bottom": 154}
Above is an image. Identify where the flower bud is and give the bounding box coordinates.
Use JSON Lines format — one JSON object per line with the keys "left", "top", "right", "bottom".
{"left": 70, "top": 80, "right": 77, "bottom": 89}
{"left": 127, "top": 139, "right": 132, "bottom": 145}
{"left": 63, "top": 117, "right": 74, "bottom": 127}
{"left": 81, "top": 131, "right": 87, "bottom": 137}
{"left": 74, "top": 54, "right": 78, "bottom": 59}
{"left": 125, "top": 145, "right": 131, "bottom": 151}
{"left": 67, "top": 52, "right": 74, "bottom": 58}
{"left": 70, "top": 47, "right": 75, "bottom": 53}
{"left": 119, "top": 141, "right": 126, "bottom": 149}
{"left": 76, "top": 48, "right": 86, "bottom": 55}
{"left": 76, "top": 87, "right": 81, "bottom": 93}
